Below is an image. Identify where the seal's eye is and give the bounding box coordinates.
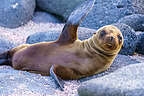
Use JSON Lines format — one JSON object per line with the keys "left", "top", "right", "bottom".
{"left": 117, "top": 35, "right": 122, "bottom": 44}
{"left": 100, "top": 30, "right": 107, "bottom": 37}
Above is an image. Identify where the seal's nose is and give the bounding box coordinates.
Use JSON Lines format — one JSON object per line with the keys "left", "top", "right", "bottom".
{"left": 108, "top": 36, "right": 114, "bottom": 42}
{"left": 105, "top": 36, "right": 117, "bottom": 50}
{"left": 110, "top": 36, "right": 114, "bottom": 41}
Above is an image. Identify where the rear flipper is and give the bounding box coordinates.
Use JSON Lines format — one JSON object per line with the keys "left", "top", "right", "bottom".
{"left": 50, "top": 65, "right": 65, "bottom": 91}
{"left": 0, "top": 51, "right": 12, "bottom": 66}
{"left": 0, "top": 59, "right": 10, "bottom": 65}
{"left": 0, "top": 44, "right": 30, "bottom": 66}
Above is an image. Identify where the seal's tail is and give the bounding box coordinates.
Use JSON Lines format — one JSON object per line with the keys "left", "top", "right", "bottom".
{"left": 0, "top": 51, "right": 12, "bottom": 66}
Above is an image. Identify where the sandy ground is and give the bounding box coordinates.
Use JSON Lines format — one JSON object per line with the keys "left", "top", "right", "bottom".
{"left": 0, "top": 15, "right": 144, "bottom": 96}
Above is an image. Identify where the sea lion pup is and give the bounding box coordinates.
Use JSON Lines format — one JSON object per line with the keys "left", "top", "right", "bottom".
{"left": 0, "top": 0, "right": 123, "bottom": 90}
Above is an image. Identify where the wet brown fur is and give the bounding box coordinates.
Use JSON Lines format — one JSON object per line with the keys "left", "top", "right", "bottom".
{"left": 0, "top": 25, "right": 123, "bottom": 80}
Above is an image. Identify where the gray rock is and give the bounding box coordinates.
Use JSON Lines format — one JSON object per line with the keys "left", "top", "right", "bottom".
{"left": 113, "top": 23, "right": 137, "bottom": 55}
{"left": 78, "top": 63, "right": 144, "bottom": 96}
{"left": 36, "top": 0, "right": 143, "bottom": 30}
{"left": 81, "top": 0, "right": 135, "bottom": 29}
{"left": 26, "top": 27, "right": 96, "bottom": 44}
{"left": 32, "top": 11, "right": 62, "bottom": 24}
{"left": 36, "top": 0, "right": 84, "bottom": 20}
{"left": 132, "top": 0, "right": 144, "bottom": 14}
{"left": 118, "top": 14, "right": 144, "bottom": 31}
{"left": 0, "top": 37, "right": 15, "bottom": 53}
{"left": 135, "top": 32, "right": 144, "bottom": 54}
{"left": 0, "top": 66, "right": 57, "bottom": 96}
{"left": 0, "top": 0, "right": 35, "bottom": 28}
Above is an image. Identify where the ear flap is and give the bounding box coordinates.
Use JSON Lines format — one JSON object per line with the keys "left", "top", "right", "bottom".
{"left": 57, "top": 0, "right": 95, "bottom": 44}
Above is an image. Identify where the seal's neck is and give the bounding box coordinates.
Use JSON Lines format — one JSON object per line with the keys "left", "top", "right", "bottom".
{"left": 82, "top": 37, "right": 116, "bottom": 58}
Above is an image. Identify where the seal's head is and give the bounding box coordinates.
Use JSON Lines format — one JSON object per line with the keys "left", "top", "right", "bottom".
{"left": 93, "top": 25, "right": 123, "bottom": 54}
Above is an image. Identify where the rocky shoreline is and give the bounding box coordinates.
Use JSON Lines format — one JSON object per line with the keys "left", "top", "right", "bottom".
{"left": 0, "top": 0, "right": 144, "bottom": 96}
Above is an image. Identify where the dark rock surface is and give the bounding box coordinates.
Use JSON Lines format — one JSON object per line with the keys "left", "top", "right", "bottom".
{"left": 78, "top": 63, "right": 144, "bottom": 96}
{"left": 135, "top": 32, "right": 144, "bottom": 54}
{"left": 80, "top": 0, "right": 135, "bottom": 29}
{"left": 36, "top": 0, "right": 84, "bottom": 20}
{"left": 132, "top": 0, "right": 144, "bottom": 14}
{"left": 113, "top": 23, "right": 137, "bottom": 55}
{"left": 26, "top": 27, "right": 96, "bottom": 44}
{"left": 32, "top": 11, "right": 62, "bottom": 24}
{"left": 118, "top": 14, "right": 144, "bottom": 31}
{"left": 0, "top": 0, "right": 35, "bottom": 28}
{"left": 36, "top": 0, "right": 144, "bottom": 30}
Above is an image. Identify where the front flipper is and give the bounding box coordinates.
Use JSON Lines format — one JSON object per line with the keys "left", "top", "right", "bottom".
{"left": 50, "top": 65, "right": 65, "bottom": 91}
{"left": 57, "top": 0, "right": 95, "bottom": 44}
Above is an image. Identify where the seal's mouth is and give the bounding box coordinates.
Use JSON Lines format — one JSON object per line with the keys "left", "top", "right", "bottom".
{"left": 104, "top": 43, "right": 117, "bottom": 50}
{"left": 103, "top": 36, "right": 118, "bottom": 50}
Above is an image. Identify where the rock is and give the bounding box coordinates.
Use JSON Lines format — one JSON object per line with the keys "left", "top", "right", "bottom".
{"left": 36, "top": 0, "right": 143, "bottom": 30}
{"left": 0, "top": 37, "right": 15, "bottom": 53}
{"left": 26, "top": 31, "right": 60, "bottom": 44}
{"left": 135, "top": 32, "right": 144, "bottom": 54}
{"left": 0, "top": 0, "right": 35, "bottom": 28}
{"left": 36, "top": 0, "right": 84, "bottom": 20}
{"left": 78, "top": 63, "right": 144, "bottom": 96}
{"left": 113, "top": 23, "right": 137, "bottom": 55}
{"left": 32, "top": 11, "right": 62, "bottom": 24}
{"left": 26, "top": 27, "right": 96, "bottom": 44}
{"left": 81, "top": 0, "right": 135, "bottom": 29}
{"left": 118, "top": 14, "right": 144, "bottom": 31}
{"left": 0, "top": 66, "right": 57, "bottom": 96}
{"left": 132, "top": 0, "right": 144, "bottom": 14}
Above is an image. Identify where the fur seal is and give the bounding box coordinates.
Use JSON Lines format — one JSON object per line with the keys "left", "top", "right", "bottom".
{"left": 0, "top": 0, "right": 123, "bottom": 90}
